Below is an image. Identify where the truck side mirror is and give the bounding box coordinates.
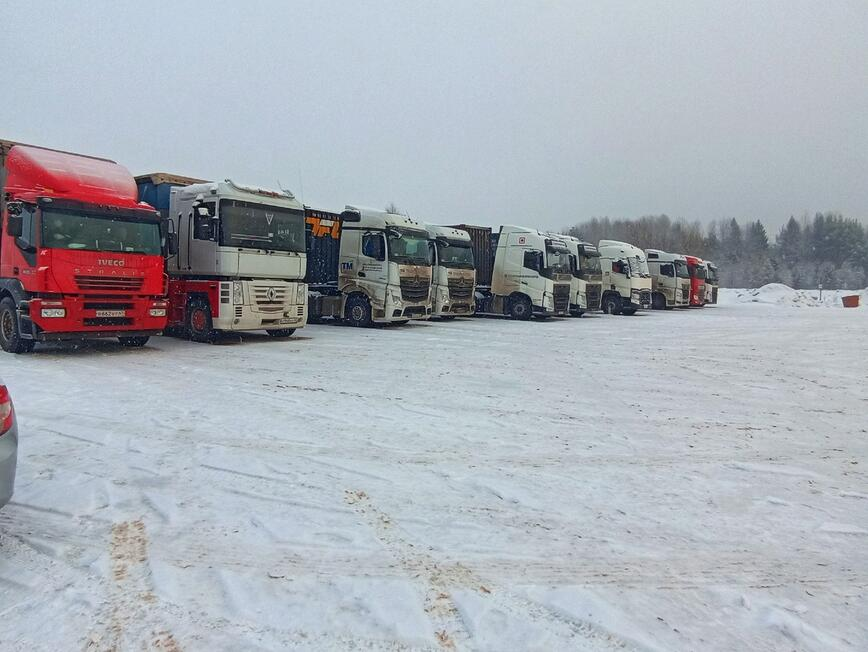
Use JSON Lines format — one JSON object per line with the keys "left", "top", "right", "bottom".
{"left": 6, "top": 213, "right": 23, "bottom": 238}
{"left": 166, "top": 232, "right": 179, "bottom": 256}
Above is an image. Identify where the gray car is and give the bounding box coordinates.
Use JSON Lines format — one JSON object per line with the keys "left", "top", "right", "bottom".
{"left": 0, "top": 378, "right": 17, "bottom": 508}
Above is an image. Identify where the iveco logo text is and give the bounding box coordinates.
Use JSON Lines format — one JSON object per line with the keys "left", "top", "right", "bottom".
{"left": 97, "top": 259, "right": 125, "bottom": 267}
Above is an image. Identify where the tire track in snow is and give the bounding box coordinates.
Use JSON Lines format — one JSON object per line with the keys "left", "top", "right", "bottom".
{"left": 342, "top": 490, "right": 638, "bottom": 652}
{"left": 84, "top": 519, "right": 182, "bottom": 652}
{"left": 344, "top": 489, "right": 473, "bottom": 650}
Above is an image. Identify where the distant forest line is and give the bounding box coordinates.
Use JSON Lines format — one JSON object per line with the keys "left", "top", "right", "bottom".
{"left": 565, "top": 213, "right": 868, "bottom": 289}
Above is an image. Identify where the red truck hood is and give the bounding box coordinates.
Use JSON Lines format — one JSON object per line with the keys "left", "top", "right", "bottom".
{"left": 38, "top": 249, "right": 165, "bottom": 296}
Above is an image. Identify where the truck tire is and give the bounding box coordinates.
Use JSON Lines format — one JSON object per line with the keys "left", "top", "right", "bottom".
{"left": 508, "top": 294, "right": 533, "bottom": 320}
{"left": 345, "top": 295, "right": 372, "bottom": 327}
{"left": 118, "top": 336, "right": 150, "bottom": 347}
{"left": 621, "top": 307, "right": 637, "bottom": 316}
{"left": 0, "top": 297, "right": 34, "bottom": 354}
{"left": 652, "top": 293, "right": 666, "bottom": 310}
{"left": 602, "top": 294, "right": 622, "bottom": 315}
{"left": 186, "top": 297, "right": 216, "bottom": 343}
{"left": 266, "top": 329, "right": 296, "bottom": 338}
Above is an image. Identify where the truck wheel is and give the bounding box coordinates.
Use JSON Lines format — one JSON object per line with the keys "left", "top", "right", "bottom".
{"left": 118, "top": 336, "right": 150, "bottom": 347}
{"left": 652, "top": 293, "right": 666, "bottom": 310}
{"left": 186, "top": 298, "right": 216, "bottom": 343}
{"left": 508, "top": 295, "right": 533, "bottom": 320}
{"left": 0, "top": 298, "right": 34, "bottom": 354}
{"left": 602, "top": 294, "right": 622, "bottom": 315}
{"left": 622, "top": 307, "right": 637, "bottom": 316}
{"left": 345, "top": 295, "right": 372, "bottom": 327}
{"left": 266, "top": 329, "right": 295, "bottom": 338}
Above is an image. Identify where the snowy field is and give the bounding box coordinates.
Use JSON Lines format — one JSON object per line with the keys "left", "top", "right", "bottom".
{"left": 1, "top": 292, "right": 866, "bottom": 652}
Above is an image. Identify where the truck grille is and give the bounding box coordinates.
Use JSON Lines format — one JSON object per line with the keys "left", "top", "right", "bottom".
{"left": 711, "top": 287, "right": 718, "bottom": 304}
{"left": 639, "top": 289, "right": 652, "bottom": 307}
{"left": 75, "top": 275, "right": 143, "bottom": 292}
{"left": 252, "top": 285, "right": 288, "bottom": 313}
{"left": 447, "top": 278, "right": 473, "bottom": 300}
{"left": 682, "top": 284, "right": 691, "bottom": 302}
{"left": 586, "top": 283, "right": 602, "bottom": 310}
{"left": 553, "top": 283, "right": 570, "bottom": 313}
{"left": 400, "top": 278, "right": 430, "bottom": 302}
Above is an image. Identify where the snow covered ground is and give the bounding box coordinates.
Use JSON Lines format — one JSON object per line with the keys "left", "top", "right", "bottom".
{"left": 1, "top": 298, "right": 866, "bottom": 651}
{"left": 721, "top": 283, "right": 867, "bottom": 309}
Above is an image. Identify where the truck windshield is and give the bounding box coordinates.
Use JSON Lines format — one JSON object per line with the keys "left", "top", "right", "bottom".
{"left": 436, "top": 241, "right": 474, "bottom": 269}
{"left": 219, "top": 199, "right": 305, "bottom": 253}
{"left": 627, "top": 255, "right": 650, "bottom": 277}
{"left": 41, "top": 209, "right": 161, "bottom": 255}
{"left": 675, "top": 260, "right": 690, "bottom": 279}
{"left": 546, "top": 249, "right": 571, "bottom": 274}
{"left": 688, "top": 264, "right": 707, "bottom": 280}
{"left": 388, "top": 229, "right": 432, "bottom": 266}
{"left": 707, "top": 266, "right": 718, "bottom": 284}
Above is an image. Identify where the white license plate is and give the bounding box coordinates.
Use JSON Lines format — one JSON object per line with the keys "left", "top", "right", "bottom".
{"left": 96, "top": 310, "right": 126, "bottom": 318}
{"left": 278, "top": 318, "right": 294, "bottom": 325}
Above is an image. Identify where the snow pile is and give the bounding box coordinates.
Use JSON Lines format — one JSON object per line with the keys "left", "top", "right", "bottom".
{"left": 720, "top": 284, "right": 867, "bottom": 308}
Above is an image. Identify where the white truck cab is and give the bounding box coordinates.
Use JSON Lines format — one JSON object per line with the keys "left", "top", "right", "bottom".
{"left": 551, "top": 234, "right": 603, "bottom": 315}
{"left": 598, "top": 240, "right": 652, "bottom": 315}
{"left": 705, "top": 261, "right": 719, "bottom": 304}
{"left": 645, "top": 249, "right": 691, "bottom": 309}
{"left": 427, "top": 225, "right": 476, "bottom": 319}
{"left": 458, "top": 225, "right": 571, "bottom": 319}
{"left": 306, "top": 207, "right": 433, "bottom": 326}
{"left": 139, "top": 176, "right": 309, "bottom": 341}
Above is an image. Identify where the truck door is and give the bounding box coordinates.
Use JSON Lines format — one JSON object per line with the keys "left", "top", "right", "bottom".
{"left": 180, "top": 200, "right": 221, "bottom": 274}
{"left": 360, "top": 231, "right": 388, "bottom": 296}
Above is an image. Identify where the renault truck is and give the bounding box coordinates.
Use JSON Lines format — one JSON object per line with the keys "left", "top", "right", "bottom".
{"left": 598, "top": 240, "right": 652, "bottom": 315}
{"left": 136, "top": 174, "right": 308, "bottom": 341}
{"left": 453, "top": 225, "right": 571, "bottom": 319}
{"left": 645, "top": 249, "right": 691, "bottom": 309}
{"left": 427, "top": 225, "right": 475, "bottom": 319}
{"left": 1, "top": 140, "right": 168, "bottom": 353}
{"left": 305, "top": 206, "right": 433, "bottom": 326}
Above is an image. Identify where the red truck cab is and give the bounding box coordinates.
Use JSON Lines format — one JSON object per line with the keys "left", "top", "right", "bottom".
{"left": 1, "top": 141, "right": 168, "bottom": 353}
{"left": 683, "top": 254, "right": 707, "bottom": 307}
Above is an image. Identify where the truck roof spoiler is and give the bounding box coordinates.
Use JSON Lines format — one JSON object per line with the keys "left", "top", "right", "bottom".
{"left": 1, "top": 138, "right": 115, "bottom": 164}
{"left": 224, "top": 178, "right": 295, "bottom": 200}
{"left": 134, "top": 172, "right": 209, "bottom": 186}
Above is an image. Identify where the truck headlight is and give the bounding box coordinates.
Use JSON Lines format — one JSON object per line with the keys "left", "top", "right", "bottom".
{"left": 233, "top": 281, "right": 243, "bottom": 305}
{"left": 296, "top": 284, "right": 305, "bottom": 305}
{"left": 149, "top": 308, "right": 167, "bottom": 317}
{"left": 41, "top": 308, "right": 66, "bottom": 318}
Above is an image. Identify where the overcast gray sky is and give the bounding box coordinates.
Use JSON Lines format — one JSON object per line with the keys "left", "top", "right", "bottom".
{"left": 4, "top": 1, "right": 867, "bottom": 232}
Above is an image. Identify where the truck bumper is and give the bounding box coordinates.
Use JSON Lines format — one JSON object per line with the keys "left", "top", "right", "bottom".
{"left": 214, "top": 301, "right": 307, "bottom": 332}
{"left": 378, "top": 292, "right": 431, "bottom": 322}
{"left": 431, "top": 287, "right": 474, "bottom": 318}
{"left": 24, "top": 297, "right": 168, "bottom": 339}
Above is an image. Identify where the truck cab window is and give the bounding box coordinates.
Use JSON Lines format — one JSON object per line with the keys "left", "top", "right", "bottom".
{"left": 362, "top": 233, "right": 385, "bottom": 260}
{"left": 523, "top": 250, "right": 541, "bottom": 272}
{"left": 193, "top": 202, "right": 216, "bottom": 241}
{"left": 660, "top": 263, "right": 674, "bottom": 277}
{"left": 16, "top": 206, "right": 36, "bottom": 249}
